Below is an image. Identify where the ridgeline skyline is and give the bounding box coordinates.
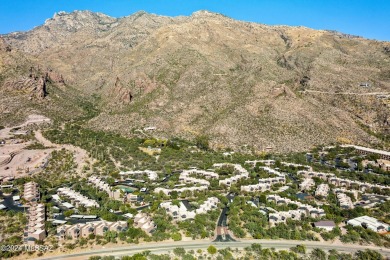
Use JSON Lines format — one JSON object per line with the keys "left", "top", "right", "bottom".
{"left": 0, "top": 0, "right": 389, "bottom": 41}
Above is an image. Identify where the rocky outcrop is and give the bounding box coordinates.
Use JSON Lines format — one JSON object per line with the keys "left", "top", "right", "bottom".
{"left": 384, "top": 46, "right": 390, "bottom": 57}
{"left": 299, "top": 76, "right": 310, "bottom": 88}
{"left": 3, "top": 74, "right": 47, "bottom": 100}
{"left": 271, "top": 85, "right": 297, "bottom": 99}
{"left": 47, "top": 69, "right": 65, "bottom": 84}
{"left": 0, "top": 37, "right": 11, "bottom": 52}
{"left": 133, "top": 74, "right": 159, "bottom": 95}
{"left": 2, "top": 66, "right": 67, "bottom": 100}
{"left": 112, "top": 77, "right": 133, "bottom": 104}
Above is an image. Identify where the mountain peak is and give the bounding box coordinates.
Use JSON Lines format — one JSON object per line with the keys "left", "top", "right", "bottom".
{"left": 192, "top": 10, "right": 220, "bottom": 16}
{"left": 191, "top": 10, "right": 227, "bottom": 20}
{"left": 131, "top": 10, "right": 149, "bottom": 16}
{"left": 43, "top": 10, "right": 117, "bottom": 32}
{"left": 52, "top": 10, "right": 113, "bottom": 19}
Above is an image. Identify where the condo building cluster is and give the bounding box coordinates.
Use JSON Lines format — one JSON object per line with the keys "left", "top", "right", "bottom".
{"left": 160, "top": 197, "right": 219, "bottom": 221}
{"left": 241, "top": 167, "right": 286, "bottom": 192}
{"left": 57, "top": 221, "right": 128, "bottom": 240}
{"left": 7, "top": 146, "right": 390, "bottom": 248}
{"left": 299, "top": 178, "right": 315, "bottom": 191}
{"left": 241, "top": 177, "right": 285, "bottom": 192}
{"left": 336, "top": 192, "right": 354, "bottom": 209}
{"left": 260, "top": 166, "right": 286, "bottom": 177}
{"left": 25, "top": 203, "right": 46, "bottom": 244}
{"left": 134, "top": 212, "right": 156, "bottom": 233}
{"left": 88, "top": 176, "right": 122, "bottom": 200}
{"left": 216, "top": 163, "right": 249, "bottom": 186}
{"left": 328, "top": 177, "right": 389, "bottom": 191}
{"left": 155, "top": 168, "right": 218, "bottom": 195}
{"left": 347, "top": 216, "right": 390, "bottom": 233}
{"left": 333, "top": 188, "right": 358, "bottom": 200}
{"left": 280, "top": 162, "right": 313, "bottom": 171}
{"left": 24, "top": 181, "right": 40, "bottom": 202}
{"left": 267, "top": 195, "right": 325, "bottom": 225}
{"left": 298, "top": 170, "right": 390, "bottom": 191}
{"left": 245, "top": 160, "right": 275, "bottom": 167}
{"left": 315, "top": 184, "right": 330, "bottom": 197}
{"left": 245, "top": 160, "right": 312, "bottom": 171}
{"left": 119, "top": 170, "right": 158, "bottom": 180}
{"left": 21, "top": 182, "right": 47, "bottom": 244}
{"left": 298, "top": 171, "right": 331, "bottom": 180}
{"left": 154, "top": 186, "right": 208, "bottom": 195}
{"left": 57, "top": 187, "right": 100, "bottom": 208}
{"left": 179, "top": 169, "right": 218, "bottom": 186}
{"left": 154, "top": 185, "right": 208, "bottom": 195}
{"left": 341, "top": 145, "right": 390, "bottom": 160}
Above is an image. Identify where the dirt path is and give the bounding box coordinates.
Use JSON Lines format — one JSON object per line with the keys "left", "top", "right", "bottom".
{"left": 35, "top": 130, "right": 94, "bottom": 175}
{"left": 301, "top": 90, "right": 389, "bottom": 96}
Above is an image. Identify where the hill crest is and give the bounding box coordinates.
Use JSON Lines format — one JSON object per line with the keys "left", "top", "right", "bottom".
{"left": 1, "top": 10, "right": 389, "bottom": 152}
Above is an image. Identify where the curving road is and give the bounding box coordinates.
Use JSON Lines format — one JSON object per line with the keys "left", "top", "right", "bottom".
{"left": 34, "top": 239, "right": 390, "bottom": 260}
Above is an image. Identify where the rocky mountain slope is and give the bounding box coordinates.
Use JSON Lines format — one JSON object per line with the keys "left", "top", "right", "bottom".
{"left": 1, "top": 10, "right": 390, "bottom": 152}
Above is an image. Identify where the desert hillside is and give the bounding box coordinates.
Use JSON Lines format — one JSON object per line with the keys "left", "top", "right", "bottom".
{"left": 1, "top": 10, "right": 390, "bottom": 152}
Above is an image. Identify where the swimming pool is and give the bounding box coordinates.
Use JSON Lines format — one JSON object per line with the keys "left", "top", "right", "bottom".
{"left": 116, "top": 185, "right": 135, "bottom": 193}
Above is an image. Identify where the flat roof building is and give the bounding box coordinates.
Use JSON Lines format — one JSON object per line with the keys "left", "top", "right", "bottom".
{"left": 245, "top": 160, "right": 275, "bottom": 167}
{"left": 314, "top": 220, "right": 336, "bottom": 232}
{"left": 61, "top": 202, "right": 74, "bottom": 209}
{"left": 134, "top": 213, "right": 156, "bottom": 234}
{"left": 57, "top": 187, "right": 99, "bottom": 208}
{"left": 88, "top": 176, "right": 122, "bottom": 201}
{"left": 315, "top": 184, "right": 330, "bottom": 197}
{"left": 215, "top": 163, "right": 249, "bottom": 187}
{"left": 267, "top": 194, "right": 325, "bottom": 224}
{"left": 119, "top": 170, "right": 158, "bottom": 181}
{"left": 57, "top": 221, "right": 127, "bottom": 240}
{"left": 342, "top": 145, "right": 390, "bottom": 160}
{"left": 347, "top": 216, "right": 389, "bottom": 233}
{"left": 25, "top": 203, "right": 46, "bottom": 244}
{"left": 336, "top": 192, "right": 354, "bottom": 209}
{"left": 24, "top": 181, "right": 39, "bottom": 202}
{"left": 160, "top": 197, "right": 219, "bottom": 221}
{"left": 300, "top": 178, "right": 315, "bottom": 192}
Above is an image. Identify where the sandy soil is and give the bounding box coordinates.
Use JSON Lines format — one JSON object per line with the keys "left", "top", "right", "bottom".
{"left": 0, "top": 147, "right": 53, "bottom": 177}
{"left": 0, "top": 115, "right": 51, "bottom": 139}
{"left": 0, "top": 115, "right": 54, "bottom": 177}
{"left": 34, "top": 130, "right": 94, "bottom": 175}
{"left": 0, "top": 114, "right": 92, "bottom": 178}
{"left": 0, "top": 115, "right": 93, "bottom": 180}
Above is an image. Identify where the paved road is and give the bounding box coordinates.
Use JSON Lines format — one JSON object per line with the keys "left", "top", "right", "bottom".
{"left": 34, "top": 239, "right": 390, "bottom": 260}
{"left": 214, "top": 193, "right": 236, "bottom": 242}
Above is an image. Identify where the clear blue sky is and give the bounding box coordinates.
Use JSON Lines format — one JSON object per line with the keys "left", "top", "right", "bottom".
{"left": 1, "top": 0, "right": 389, "bottom": 41}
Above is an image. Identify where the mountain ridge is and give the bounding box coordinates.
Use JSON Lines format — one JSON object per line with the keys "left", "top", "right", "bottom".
{"left": 1, "top": 10, "right": 389, "bottom": 152}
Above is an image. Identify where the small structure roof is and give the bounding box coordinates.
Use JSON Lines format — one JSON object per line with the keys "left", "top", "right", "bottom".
{"left": 69, "top": 215, "right": 84, "bottom": 219}
{"left": 52, "top": 220, "right": 67, "bottom": 225}
{"left": 314, "top": 220, "right": 336, "bottom": 227}
{"left": 52, "top": 194, "right": 61, "bottom": 201}
{"left": 83, "top": 215, "right": 98, "bottom": 219}
{"left": 62, "top": 202, "right": 74, "bottom": 209}
{"left": 123, "top": 213, "right": 134, "bottom": 218}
